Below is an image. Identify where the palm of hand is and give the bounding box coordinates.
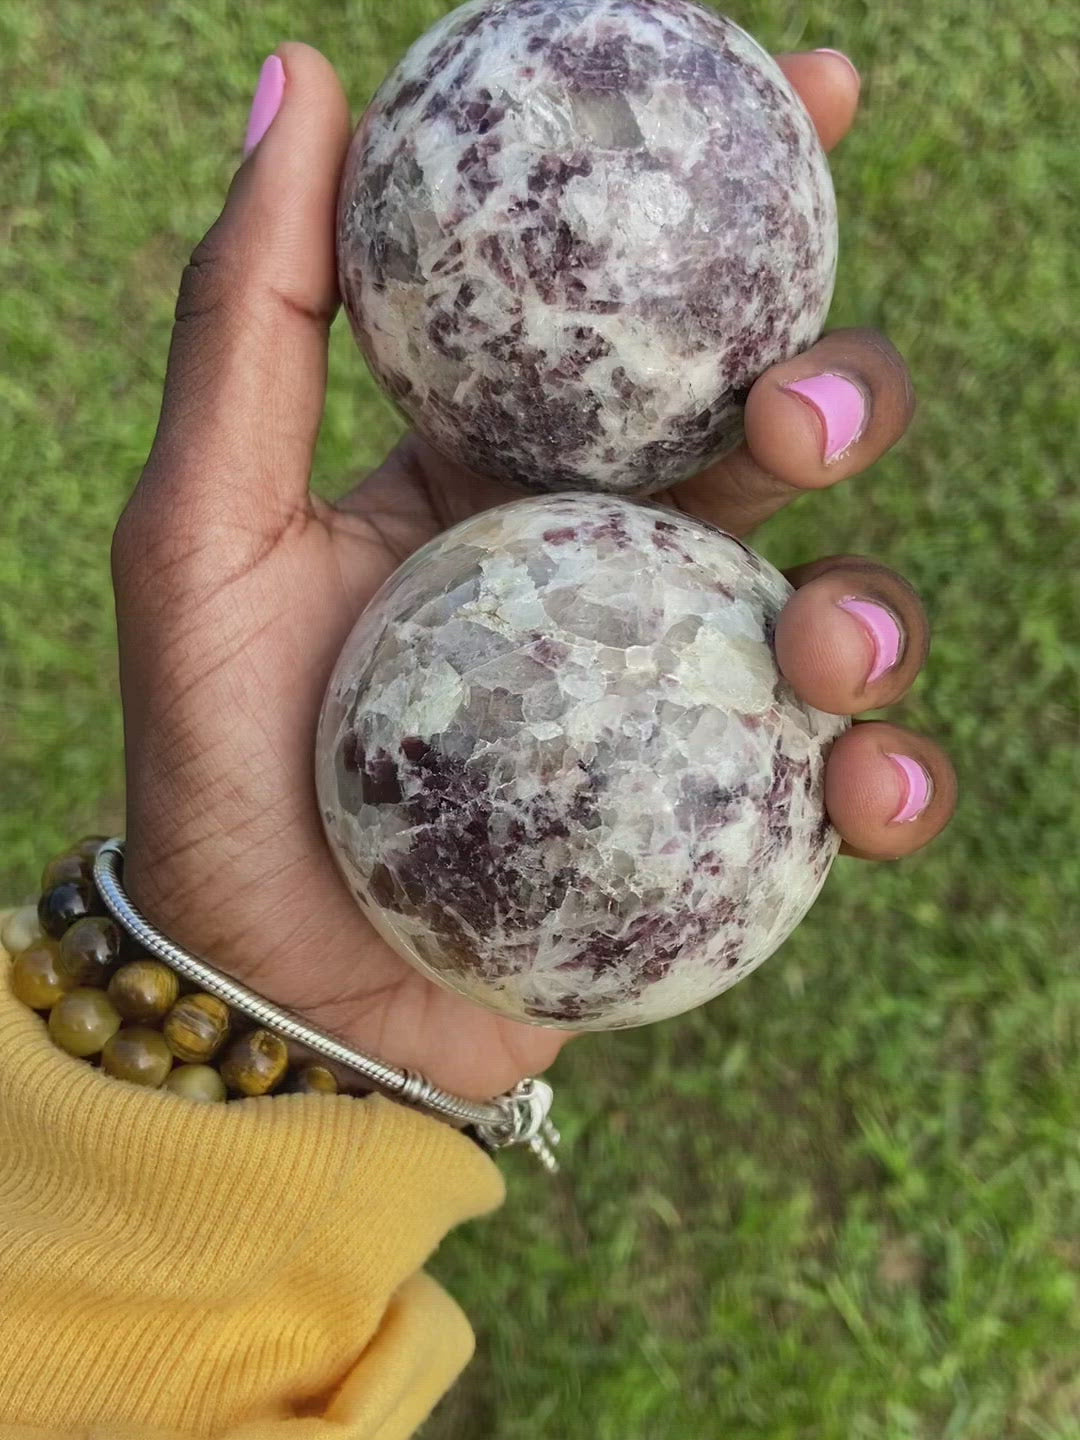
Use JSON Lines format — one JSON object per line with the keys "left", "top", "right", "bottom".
{"left": 121, "top": 422, "right": 798, "bottom": 1098}
{"left": 121, "top": 433, "right": 590, "bottom": 1098}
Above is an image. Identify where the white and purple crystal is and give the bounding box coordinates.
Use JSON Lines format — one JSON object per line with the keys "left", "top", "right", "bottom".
{"left": 316, "top": 496, "right": 848, "bottom": 1030}
{"left": 338, "top": 0, "right": 837, "bottom": 496}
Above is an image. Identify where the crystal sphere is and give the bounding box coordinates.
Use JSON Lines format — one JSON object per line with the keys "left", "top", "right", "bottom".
{"left": 317, "top": 496, "right": 847, "bottom": 1030}
{"left": 337, "top": 0, "right": 836, "bottom": 496}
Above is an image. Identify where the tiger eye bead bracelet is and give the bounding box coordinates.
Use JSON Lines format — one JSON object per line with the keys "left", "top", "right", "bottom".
{"left": 3, "top": 838, "right": 340, "bottom": 1102}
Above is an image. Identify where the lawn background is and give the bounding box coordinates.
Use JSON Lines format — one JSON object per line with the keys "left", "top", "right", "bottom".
{"left": 1, "top": 1, "right": 1077, "bottom": 1436}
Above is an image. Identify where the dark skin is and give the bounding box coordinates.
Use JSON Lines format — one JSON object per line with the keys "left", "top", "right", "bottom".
{"left": 112, "top": 45, "right": 956, "bottom": 1100}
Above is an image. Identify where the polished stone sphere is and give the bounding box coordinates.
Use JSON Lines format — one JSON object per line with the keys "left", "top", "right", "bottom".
{"left": 316, "top": 496, "right": 847, "bottom": 1030}
{"left": 338, "top": 0, "right": 836, "bottom": 496}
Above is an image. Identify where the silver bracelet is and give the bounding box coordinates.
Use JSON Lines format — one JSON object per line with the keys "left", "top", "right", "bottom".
{"left": 92, "top": 840, "right": 560, "bottom": 1171}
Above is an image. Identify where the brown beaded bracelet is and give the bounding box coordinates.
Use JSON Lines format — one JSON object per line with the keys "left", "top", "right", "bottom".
{"left": 2, "top": 836, "right": 344, "bottom": 1102}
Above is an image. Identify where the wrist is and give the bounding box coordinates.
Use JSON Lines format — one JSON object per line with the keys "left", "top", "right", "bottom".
{"left": 9, "top": 835, "right": 560, "bottom": 1167}
{"left": 124, "top": 816, "right": 560, "bottom": 1101}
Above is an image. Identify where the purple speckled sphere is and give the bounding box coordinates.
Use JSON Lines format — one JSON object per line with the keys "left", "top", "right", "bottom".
{"left": 337, "top": 0, "right": 837, "bottom": 496}
{"left": 316, "top": 496, "right": 848, "bottom": 1030}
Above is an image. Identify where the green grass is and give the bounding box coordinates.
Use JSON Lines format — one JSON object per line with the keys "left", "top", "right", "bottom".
{"left": 1, "top": 1, "right": 1077, "bottom": 1435}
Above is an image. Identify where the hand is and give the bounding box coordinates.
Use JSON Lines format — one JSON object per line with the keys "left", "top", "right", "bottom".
{"left": 112, "top": 44, "right": 956, "bottom": 1100}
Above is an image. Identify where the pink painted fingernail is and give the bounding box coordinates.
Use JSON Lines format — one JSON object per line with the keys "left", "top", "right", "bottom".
{"left": 837, "top": 596, "right": 903, "bottom": 685}
{"left": 783, "top": 374, "right": 868, "bottom": 463}
{"left": 814, "top": 49, "right": 861, "bottom": 90}
{"left": 887, "top": 754, "right": 933, "bottom": 824}
{"left": 244, "top": 55, "right": 285, "bottom": 157}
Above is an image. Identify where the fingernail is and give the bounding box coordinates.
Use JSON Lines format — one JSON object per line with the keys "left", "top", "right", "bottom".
{"left": 783, "top": 373, "right": 868, "bottom": 463}
{"left": 814, "top": 48, "right": 861, "bottom": 90}
{"left": 887, "top": 754, "right": 932, "bottom": 824}
{"left": 837, "top": 596, "right": 903, "bottom": 685}
{"left": 244, "top": 55, "right": 285, "bottom": 157}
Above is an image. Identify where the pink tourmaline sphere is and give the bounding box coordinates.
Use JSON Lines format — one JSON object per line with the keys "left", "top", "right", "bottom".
{"left": 338, "top": 0, "right": 837, "bottom": 495}
{"left": 317, "top": 496, "right": 848, "bottom": 1030}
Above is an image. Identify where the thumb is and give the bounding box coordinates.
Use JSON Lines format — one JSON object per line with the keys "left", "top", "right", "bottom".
{"left": 133, "top": 44, "right": 351, "bottom": 535}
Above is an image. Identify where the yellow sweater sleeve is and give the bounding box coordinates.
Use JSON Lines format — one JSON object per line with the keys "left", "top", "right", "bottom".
{"left": 0, "top": 925, "right": 505, "bottom": 1439}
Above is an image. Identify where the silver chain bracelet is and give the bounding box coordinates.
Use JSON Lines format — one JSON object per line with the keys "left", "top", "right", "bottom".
{"left": 92, "top": 840, "right": 560, "bottom": 1171}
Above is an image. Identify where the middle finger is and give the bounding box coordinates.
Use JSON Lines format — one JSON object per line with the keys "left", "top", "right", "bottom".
{"left": 670, "top": 327, "right": 916, "bottom": 538}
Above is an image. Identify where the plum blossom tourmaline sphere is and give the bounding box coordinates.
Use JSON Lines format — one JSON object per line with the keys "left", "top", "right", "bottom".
{"left": 337, "top": 0, "right": 838, "bottom": 496}
{"left": 316, "top": 496, "right": 848, "bottom": 1030}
